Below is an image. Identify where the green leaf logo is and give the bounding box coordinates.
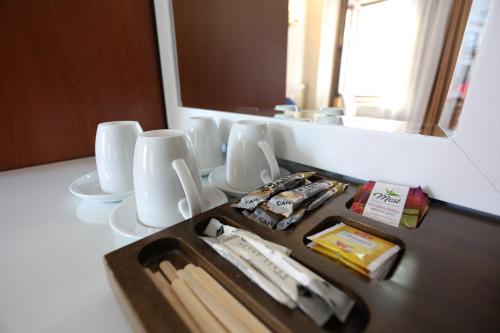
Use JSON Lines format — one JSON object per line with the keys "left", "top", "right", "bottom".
{"left": 385, "top": 189, "right": 400, "bottom": 197}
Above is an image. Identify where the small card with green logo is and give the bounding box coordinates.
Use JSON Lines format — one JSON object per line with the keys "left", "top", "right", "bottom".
{"left": 362, "top": 182, "right": 409, "bottom": 227}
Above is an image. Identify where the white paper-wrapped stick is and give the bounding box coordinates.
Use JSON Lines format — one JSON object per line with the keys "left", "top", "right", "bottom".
{"left": 200, "top": 237, "right": 296, "bottom": 309}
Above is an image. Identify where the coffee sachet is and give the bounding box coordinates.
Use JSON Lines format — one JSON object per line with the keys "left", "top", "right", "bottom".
{"left": 231, "top": 172, "right": 315, "bottom": 210}
{"left": 277, "top": 182, "right": 348, "bottom": 230}
{"left": 243, "top": 208, "right": 280, "bottom": 229}
{"left": 264, "top": 179, "right": 336, "bottom": 217}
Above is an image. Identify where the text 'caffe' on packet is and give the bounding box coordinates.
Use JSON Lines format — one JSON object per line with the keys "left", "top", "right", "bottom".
{"left": 276, "top": 182, "right": 348, "bottom": 230}
{"left": 242, "top": 207, "right": 280, "bottom": 229}
{"left": 231, "top": 172, "right": 316, "bottom": 210}
{"left": 200, "top": 218, "right": 355, "bottom": 325}
{"left": 350, "top": 181, "right": 429, "bottom": 228}
{"left": 263, "top": 179, "right": 339, "bottom": 217}
{"left": 307, "top": 223, "right": 400, "bottom": 280}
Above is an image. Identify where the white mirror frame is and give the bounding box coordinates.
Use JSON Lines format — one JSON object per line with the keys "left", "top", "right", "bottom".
{"left": 154, "top": 0, "right": 500, "bottom": 216}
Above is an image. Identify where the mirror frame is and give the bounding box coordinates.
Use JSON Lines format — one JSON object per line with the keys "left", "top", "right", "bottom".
{"left": 154, "top": 0, "right": 500, "bottom": 216}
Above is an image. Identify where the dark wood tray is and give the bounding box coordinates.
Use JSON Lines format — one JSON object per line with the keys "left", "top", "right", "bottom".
{"left": 104, "top": 159, "right": 500, "bottom": 332}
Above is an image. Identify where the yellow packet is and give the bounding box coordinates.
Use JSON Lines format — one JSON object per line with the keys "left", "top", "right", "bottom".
{"left": 307, "top": 242, "right": 370, "bottom": 277}
{"left": 307, "top": 223, "right": 400, "bottom": 273}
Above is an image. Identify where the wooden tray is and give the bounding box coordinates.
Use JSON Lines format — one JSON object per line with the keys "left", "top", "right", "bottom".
{"left": 105, "top": 159, "right": 500, "bottom": 332}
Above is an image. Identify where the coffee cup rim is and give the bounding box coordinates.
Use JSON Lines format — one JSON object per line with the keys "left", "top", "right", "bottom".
{"left": 98, "top": 121, "right": 139, "bottom": 127}
{"left": 140, "top": 129, "right": 185, "bottom": 139}
{"left": 235, "top": 120, "right": 267, "bottom": 126}
{"left": 189, "top": 116, "right": 213, "bottom": 120}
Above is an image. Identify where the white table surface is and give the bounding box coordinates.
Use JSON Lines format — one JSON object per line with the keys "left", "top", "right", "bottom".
{"left": 0, "top": 157, "right": 135, "bottom": 333}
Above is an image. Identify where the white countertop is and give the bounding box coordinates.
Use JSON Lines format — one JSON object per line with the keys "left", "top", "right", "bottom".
{"left": 0, "top": 157, "right": 133, "bottom": 333}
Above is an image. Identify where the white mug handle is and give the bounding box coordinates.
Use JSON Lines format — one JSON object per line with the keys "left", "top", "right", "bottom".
{"left": 172, "top": 159, "right": 203, "bottom": 218}
{"left": 257, "top": 140, "right": 280, "bottom": 184}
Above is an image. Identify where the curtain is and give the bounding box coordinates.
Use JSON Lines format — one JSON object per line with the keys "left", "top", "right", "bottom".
{"left": 401, "top": 0, "right": 454, "bottom": 124}
{"left": 340, "top": 0, "right": 454, "bottom": 123}
{"left": 315, "top": 0, "right": 340, "bottom": 108}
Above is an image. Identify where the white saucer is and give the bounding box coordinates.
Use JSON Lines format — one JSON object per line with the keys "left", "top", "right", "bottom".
{"left": 110, "top": 184, "right": 228, "bottom": 240}
{"left": 200, "top": 165, "right": 220, "bottom": 177}
{"left": 69, "top": 171, "right": 133, "bottom": 203}
{"left": 110, "top": 196, "right": 161, "bottom": 240}
{"left": 208, "top": 165, "right": 290, "bottom": 197}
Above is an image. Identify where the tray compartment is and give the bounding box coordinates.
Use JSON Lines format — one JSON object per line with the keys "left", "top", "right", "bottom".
{"left": 137, "top": 236, "right": 292, "bottom": 333}
{"left": 193, "top": 216, "right": 370, "bottom": 332}
{"left": 303, "top": 216, "right": 406, "bottom": 280}
{"left": 138, "top": 237, "right": 205, "bottom": 269}
{"left": 227, "top": 173, "right": 353, "bottom": 234}
{"left": 194, "top": 214, "right": 282, "bottom": 241}
{"left": 345, "top": 190, "right": 428, "bottom": 229}
{"left": 194, "top": 215, "right": 242, "bottom": 235}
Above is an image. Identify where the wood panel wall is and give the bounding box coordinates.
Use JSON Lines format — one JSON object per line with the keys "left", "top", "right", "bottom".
{"left": 0, "top": 0, "right": 166, "bottom": 171}
{"left": 171, "top": 0, "right": 288, "bottom": 115}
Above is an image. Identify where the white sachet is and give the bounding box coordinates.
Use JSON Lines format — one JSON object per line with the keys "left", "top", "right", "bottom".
{"left": 204, "top": 218, "right": 290, "bottom": 255}
{"left": 201, "top": 218, "right": 355, "bottom": 325}
{"left": 200, "top": 237, "right": 296, "bottom": 309}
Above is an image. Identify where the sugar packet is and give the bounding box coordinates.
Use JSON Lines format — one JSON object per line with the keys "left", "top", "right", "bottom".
{"left": 202, "top": 218, "right": 290, "bottom": 254}
{"left": 307, "top": 223, "right": 400, "bottom": 280}
{"left": 200, "top": 237, "right": 296, "bottom": 308}
{"left": 201, "top": 218, "right": 355, "bottom": 324}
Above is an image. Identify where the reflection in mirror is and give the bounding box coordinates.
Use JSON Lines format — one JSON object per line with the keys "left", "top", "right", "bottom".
{"left": 170, "top": 0, "right": 491, "bottom": 136}
{"left": 438, "top": 0, "right": 491, "bottom": 135}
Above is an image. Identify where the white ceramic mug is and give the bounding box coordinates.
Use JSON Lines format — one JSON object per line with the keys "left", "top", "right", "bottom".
{"left": 318, "top": 107, "right": 344, "bottom": 116}
{"left": 316, "top": 115, "right": 343, "bottom": 125}
{"left": 95, "top": 121, "right": 143, "bottom": 193}
{"left": 133, "top": 129, "right": 207, "bottom": 228}
{"left": 226, "top": 120, "right": 280, "bottom": 191}
{"left": 187, "top": 116, "right": 224, "bottom": 175}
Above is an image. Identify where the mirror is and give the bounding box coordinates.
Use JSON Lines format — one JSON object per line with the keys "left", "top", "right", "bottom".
{"left": 170, "top": 0, "right": 491, "bottom": 136}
